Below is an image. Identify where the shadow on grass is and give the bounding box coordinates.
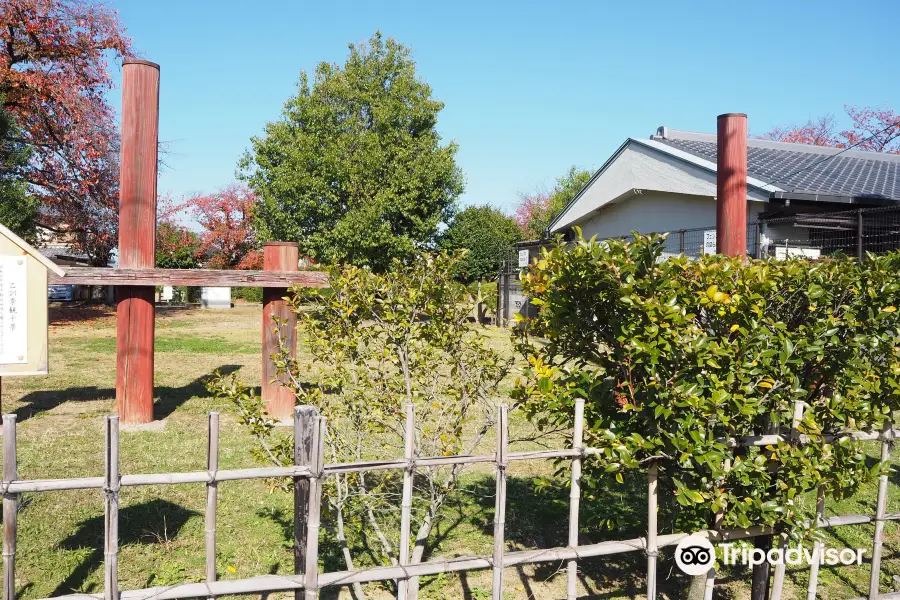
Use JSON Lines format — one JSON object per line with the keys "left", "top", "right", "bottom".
{"left": 256, "top": 471, "right": 760, "bottom": 599}
{"left": 459, "top": 474, "right": 653, "bottom": 596}
{"left": 13, "top": 364, "right": 241, "bottom": 422}
{"left": 49, "top": 306, "right": 116, "bottom": 326}
{"left": 256, "top": 506, "right": 360, "bottom": 600}
{"left": 51, "top": 498, "right": 199, "bottom": 596}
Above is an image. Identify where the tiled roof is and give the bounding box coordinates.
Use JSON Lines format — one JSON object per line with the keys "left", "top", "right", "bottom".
{"left": 38, "top": 246, "right": 91, "bottom": 262}
{"left": 653, "top": 131, "right": 900, "bottom": 202}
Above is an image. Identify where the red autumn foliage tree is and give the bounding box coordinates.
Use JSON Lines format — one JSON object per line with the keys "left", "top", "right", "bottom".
{"left": 0, "top": 0, "right": 132, "bottom": 265}
{"left": 182, "top": 184, "right": 262, "bottom": 270}
{"left": 155, "top": 194, "right": 200, "bottom": 269}
{"left": 515, "top": 192, "right": 551, "bottom": 235}
{"left": 762, "top": 105, "right": 900, "bottom": 154}
{"left": 155, "top": 221, "right": 200, "bottom": 270}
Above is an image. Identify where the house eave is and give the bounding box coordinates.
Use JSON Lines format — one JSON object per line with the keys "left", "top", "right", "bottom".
{"left": 769, "top": 191, "right": 900, "bottom": 206}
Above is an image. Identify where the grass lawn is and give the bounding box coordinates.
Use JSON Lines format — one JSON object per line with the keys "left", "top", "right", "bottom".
{"left": 1, "top": 305, "right": 898, "bottom": 599}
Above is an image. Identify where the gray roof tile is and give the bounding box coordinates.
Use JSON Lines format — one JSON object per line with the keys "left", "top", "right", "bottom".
{"left": 655, "top": 136, "right": 900, "bottom": 201}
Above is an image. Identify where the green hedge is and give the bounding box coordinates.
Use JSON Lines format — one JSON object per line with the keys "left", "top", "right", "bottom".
{"left": 233, "top": 287, "right": 263, "bottom": 303}
{"left": 515, "top": 232, "right": 900, "bottom": 538}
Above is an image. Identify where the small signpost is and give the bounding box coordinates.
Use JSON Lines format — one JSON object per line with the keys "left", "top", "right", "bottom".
{"left": 703, "top": 230, "right": 717, "bottom": 255}
{"left": 0, "top": 223, "right": 65, "bottom": 414}
{"left": 517, "top": 249, "right": 529, "bottom": 268}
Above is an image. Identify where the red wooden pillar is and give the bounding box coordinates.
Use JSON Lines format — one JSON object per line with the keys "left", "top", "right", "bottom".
{"left": 116, "top": 60, "right": 160, "bottom": 424}
{"left": 716, "top": 113, "right": 748, "bottom": 257}
{"left": 262, "top": 242, "right": 299, "bottom": 419}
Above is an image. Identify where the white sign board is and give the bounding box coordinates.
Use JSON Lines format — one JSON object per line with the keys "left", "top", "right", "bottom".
{"left": 201, "top": 286, "right": 232, "bottom": 309}
{"left": 774, "top": 246, "right": 821, "bottom": 260}
{"left": 703, "top": 230, "right": 717, "bottom": 255}
{"left": 0, "top": 256, "right": 28, "bottom": 364}
{"left": 518, "top": 249, "right": 529, "bottom": 268}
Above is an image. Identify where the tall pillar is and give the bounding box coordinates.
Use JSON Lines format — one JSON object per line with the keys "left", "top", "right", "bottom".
{"left": 262, "top": 242, "right": 299, "bottom": 419}
{"left": 716, "top": 113, "right": 748, "bottom": 257}
{"left": 116, "top": 60, "right": 160, "bottom": 424}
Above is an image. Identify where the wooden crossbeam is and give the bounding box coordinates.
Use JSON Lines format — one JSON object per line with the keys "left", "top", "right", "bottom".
{"left": 48, "top": 267, "right": 329, "bottom": 288}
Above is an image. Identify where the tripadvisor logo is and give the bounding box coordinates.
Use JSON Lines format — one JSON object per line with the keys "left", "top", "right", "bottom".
{"left": 674, "top": 535, "right": 867, "bottom": 575}
{"left": 675, "top": 536, "right": 715, "bottom": 576}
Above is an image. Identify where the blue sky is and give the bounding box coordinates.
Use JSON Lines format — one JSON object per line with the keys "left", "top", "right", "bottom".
{"left": 110, "top": 0, "right": 900, "bottom": 215}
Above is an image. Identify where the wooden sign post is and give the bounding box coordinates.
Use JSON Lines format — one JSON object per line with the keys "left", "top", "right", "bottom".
{"left": 0, "top": 223, "right": 65, "bottom": 414}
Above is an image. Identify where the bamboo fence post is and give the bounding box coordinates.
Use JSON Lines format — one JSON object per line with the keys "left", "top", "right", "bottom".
{"left": 646, "top": 461, "right": 659, "bottom": 600}
{"left": 770, "top": 401, "right": 805, "bottom": 600}
{"left": 868, "top": 418, "right": 893, "bottom": 600}
{"left": 206, "top": 412, "right": 220, "bottom": 599}
{"left": 304, "top": 415, "right": 326, "bottom": 600}
{"left": 492, "top": 405, "right": 509, "bottom": 600}
{"left": 705, "top": 461, "right": 730, "bottom": 600}
{"left": 104, "top": 415, "right": 120, "bottom": 600}
{"left": 806, "top": 486, "right": 825, "bottom": 600}
{"left": 295, "top": 406, "right": 317, "bottom": 600}
{"left": 2, "top": 415, "right": 17, "bottom": 600}
{"left": 398, "top": 403, "right": 415, "bottom": 600}
{"left": 567, "top": 398, "right": 585, "bottom": 600}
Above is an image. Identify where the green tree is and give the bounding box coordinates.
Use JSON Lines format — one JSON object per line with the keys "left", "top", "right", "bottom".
{"left": 241, "top": 32, "right": 463, "bottom": 271}
{"left": 515, "top": 167, "right": 591, "bottom": 239}
{"left": 439, "top": 204, "right": 522, "bottom": 282}
{"left": 0, "top": 104, "right": 38, "bottom": 241}
{"left": 209, "top": 252, "right": 510, "bottom": 599}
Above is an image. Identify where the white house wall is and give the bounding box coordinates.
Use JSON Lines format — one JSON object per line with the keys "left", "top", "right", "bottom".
{"left": 576, "top": 192, "right": 766, "bottom": 240}
{"left": 551, "top": 140, "right": 771, "bottom": 233}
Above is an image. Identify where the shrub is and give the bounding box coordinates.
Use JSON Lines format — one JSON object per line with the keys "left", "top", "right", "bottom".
{"left": 209, "top": 252, "right": 511, "bottom": 598}
{"left": 514, "top": 231, "right": 900, "bottom": 539}
{"left": 468, "top": 280, "right": 498, "bottom": 314}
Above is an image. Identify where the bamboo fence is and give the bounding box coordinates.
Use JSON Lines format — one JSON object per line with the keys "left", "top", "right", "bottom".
{"left": 0, "top": 402, "right": 895, "bottom": 600}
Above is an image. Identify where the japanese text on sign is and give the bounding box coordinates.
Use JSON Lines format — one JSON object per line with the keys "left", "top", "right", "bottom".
{"left": 0, "top": 256, "right": 28, "bottom": 364}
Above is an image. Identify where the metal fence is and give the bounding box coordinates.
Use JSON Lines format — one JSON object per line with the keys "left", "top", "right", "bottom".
{"left": 3, "top": 403, "right": 897, "bottom": 600}
{"left": 761, "top": 205, "right": 900, "bottom": 260}
{"left": 498, "top": 206, "right": 900, "bottom": 324}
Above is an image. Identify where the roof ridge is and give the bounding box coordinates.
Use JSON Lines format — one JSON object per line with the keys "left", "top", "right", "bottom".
{"left": 653, "top": 127, "right": 900, "bottom": 164}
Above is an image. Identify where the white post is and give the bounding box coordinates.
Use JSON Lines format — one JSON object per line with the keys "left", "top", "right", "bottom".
{"left": 647, "top": 461, "right": 658, "bottom": 600}
{"left": 869, "top": 420, "right": 892, "bottom": 600}
{"left": 398, "top": 404, "right": 415, "bottom": 600}
{"left": 491, "top": 406, "right": 509, "bottom": 600}
{"left": 304, "top": 416, "right": 326, "bottom": 600}
{"left": 806, "top": 486, "right": 825, "bottom": 600}
{"left": 206, "top": 412, "right": 219, "bottom": 599}
{"left": 104, "top": 416, "right": 120, "bottom": 600}
{"left": 2, "top": 415, "right": 17, "bottom": 600}
{"left": 567, "top": 399, "right": 585, "bottom": 600}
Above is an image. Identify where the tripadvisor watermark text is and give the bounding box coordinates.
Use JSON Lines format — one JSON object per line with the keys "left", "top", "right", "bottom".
{"left": 721, "top": 543, "right": 867, "bottom": 567}
{"left": 674, "top": 535, "right": 867, "bottom": 576}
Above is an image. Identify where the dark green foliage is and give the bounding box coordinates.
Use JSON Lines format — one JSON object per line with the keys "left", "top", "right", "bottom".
{"left": 515, "top": 232, "right": 900, "bottom": 539}
{"left": 0, "top": 104, "right": 38, "bottom": 241}
{"left": 440, "top": 205, "right": 522, "bottom": 283}
{"left": 241, "top": 32, "right": 464, "bottom": 272}
{"left": 232, "top": 287, "right": 263, "bottom": 303}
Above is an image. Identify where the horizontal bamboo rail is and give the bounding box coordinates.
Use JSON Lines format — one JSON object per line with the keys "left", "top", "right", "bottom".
{"left": 48, "top": 267, "right": 329, "bottom": 288}
{"left": 35, "top": 515, "right": 899, "bottom": 600}
{"left": 1, "top": 411, "right": 894, "bottom": 600}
